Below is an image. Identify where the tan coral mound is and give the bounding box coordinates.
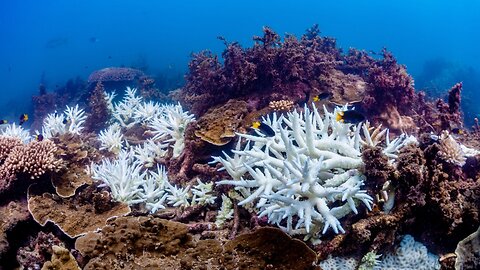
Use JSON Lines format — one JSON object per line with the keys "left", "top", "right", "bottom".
{"left": 41, "top": 245, "right": 80, "bottom": 270}
{"left": 75, "top": 216, "right": 318, "bottom": 270}
{"left": 28, "top": 184, "right": 131, "bottom": 238}
{"left": 195, "top": 100, "right": 248, "bottom": 146}
{"left": 51, "top": 133, "right": 102, "bottom": 197}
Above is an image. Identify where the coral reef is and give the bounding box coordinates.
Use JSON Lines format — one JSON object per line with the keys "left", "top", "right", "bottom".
{"left": 83, "top": 82, "right": 111, "bottom": 133}
{"left": 1, "top": 24, "right": 478, "bottom": 269}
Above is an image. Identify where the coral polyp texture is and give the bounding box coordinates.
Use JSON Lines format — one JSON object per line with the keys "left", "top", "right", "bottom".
{"left": 215, "top": 104, "right": 409, "bottom": 237}
{"left": 1, "top": 25, "right": 480, "bottom": 270}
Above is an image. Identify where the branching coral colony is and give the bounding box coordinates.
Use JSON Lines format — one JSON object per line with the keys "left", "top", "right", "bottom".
{"left": 214, "top": 104, "right": 416, "bottom": 240}
{"left": 90, "top": 87, "right": 216, "bottom": 212}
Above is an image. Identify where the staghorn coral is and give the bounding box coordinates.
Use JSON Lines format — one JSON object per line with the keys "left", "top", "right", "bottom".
{"left": 27, "top": 184, "right": 131, "bottom": 238}
{"left": 194, "top": 99, "right": 248, "bottom": 146}
{"left": 215, "top": 104, "right": 411, "bottom": 238}
{"left": 148, "top": 103, "right": 195, "bottom": 158}
{"left": 1, "top": 123, "right": 32, "bottom": 143}
{"left": 41, "top": 105, "right": 87, "bottom": 139}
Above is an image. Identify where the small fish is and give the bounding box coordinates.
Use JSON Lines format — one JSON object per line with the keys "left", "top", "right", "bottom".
{"left": 0, "top": 120, "right": 8, "bottom": 124}
{"left": 451, "top": 128, "right": 464, "bottom": 135}
{"left": 251, "top": 121, "right": 275, "bottom": 137}
{"left": 62, "top": 118, "right": 70, "bottom": 125}
{"left": 313, "top": 92, "right": 332, "bottom": 102}
{"left": 34, "top": 134, "right": 44, "bottom": 141}
{"left": 19, "top": 114, "right": 28, "bottom": 125}
{"left": 336, "top": 110, "right": 365, "bottom": 124}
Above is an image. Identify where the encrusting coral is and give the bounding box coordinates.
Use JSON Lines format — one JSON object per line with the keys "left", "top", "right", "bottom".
{"left": 27, "top": 183, "right": 131, "bottom": 238}
{"left": 75, "top": 216, "right": 318, "bottom": 270}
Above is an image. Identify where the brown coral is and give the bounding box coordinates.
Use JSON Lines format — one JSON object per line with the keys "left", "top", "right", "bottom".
{"left": 194, "top": 99, "right": 249, "bottom": 146}
{"left": 1, "top": 140, "right": 62, "bottom": 180}
{"left": 41, "top": 245, "right": 80, "bottom": 270}
{"left": 27, "top": 184, "right": 131, "bottom": 238}
{"left": 75, "top": 216, "right": 317, "bottom": 270}
{"left": 437, "top": 131, "right": 466, "bottom": 166}
{"left": 50, "top": 133, "right": 102, "bottom": 197}
{"left": 87, "top": 67, "right": 144, "bottom": 84}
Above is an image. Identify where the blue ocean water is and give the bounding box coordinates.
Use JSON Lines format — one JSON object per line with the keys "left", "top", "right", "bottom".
{"left": 1, "top": 0, "right": 479, "bottom": 121}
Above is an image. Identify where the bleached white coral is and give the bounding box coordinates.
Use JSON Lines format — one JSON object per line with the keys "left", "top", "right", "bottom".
{"left": 112, "top": 87, "right": 143, "bottom": 128}
{"left": 149, "top": 103, "right": 195, "bottom": 158}
{"left": 98, "top": 124, "right": 125, "bottom": 154}
{"left": 377, "top": 235, "right": 440, "bottom": 270}
{"left": 216, "top": 104, "right": 408, "bottom": 237}
{"left": 90, "top": 150, "right": 146, "bottom": 205}
{"left": 41, "top": 105, "right": 87, "bottom": 138}
{"left": 215, "top": 194, "right": 234, "bottom": 228}
{"left": 133, "top": 139, "right": 168, "bottom": 168}
{"left": 319, "top": 255, "right": 359, "bottom": 270}
{"left": 191, "top": 178, "right": 217, "bottom": 205}
{"left": 104, "top": 90, "right": 117, "bottom": 112}
{"left": 139, "top": 165, "right": 169, "bottom": 213}
{"left": 133, "top": 101, "right": 162, "bottom": 123}
{"left": 0, "top": 123, "right": 31, "bottom": 143}
{"left": 64, "top": 105, "right": 87, "bottom": 134}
